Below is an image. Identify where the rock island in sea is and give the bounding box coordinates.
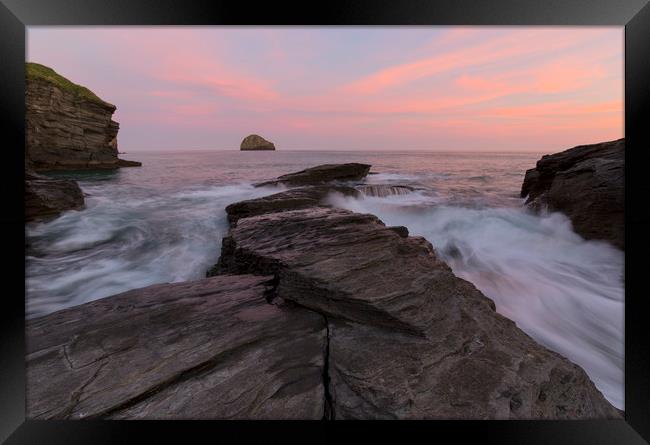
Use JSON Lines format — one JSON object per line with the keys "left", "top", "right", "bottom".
{"left": 240, "top": 134, "right": 276, "bottom": 151}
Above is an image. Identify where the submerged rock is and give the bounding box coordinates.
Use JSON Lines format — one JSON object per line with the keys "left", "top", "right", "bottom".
{"left": 26, "top": 62, "right": 141, "bottom": 170}
{"left": 521, "top": 138, "right": 624, "bottom": 250}
{"left": 240, "top": 134, "right": 275, "bottom": 151}
{"left": 25, "top": 170, "right": 84, "bottom": 222}
{"left": 27, "top": 274, "right": 326, "bottom": 419}
{"left": 255, "top": 163, "right": 371, "bottom": 187}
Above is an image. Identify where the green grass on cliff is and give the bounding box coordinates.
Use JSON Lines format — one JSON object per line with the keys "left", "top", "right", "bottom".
{"left": 26, "top": 62, "right": 115, "bottom": 108}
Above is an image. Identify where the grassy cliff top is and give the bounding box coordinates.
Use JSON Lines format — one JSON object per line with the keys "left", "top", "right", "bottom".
{"left": 26, "top": 62, "right": 115, "bottom": 109}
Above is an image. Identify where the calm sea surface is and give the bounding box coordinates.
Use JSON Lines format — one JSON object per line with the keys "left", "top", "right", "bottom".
{"left": 25, "top": 150, "right": 624, "bottom": 409}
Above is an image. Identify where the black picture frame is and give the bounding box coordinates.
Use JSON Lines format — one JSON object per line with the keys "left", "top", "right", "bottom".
{"left": 1, "top": 1, "right": 649, "bottom": 443}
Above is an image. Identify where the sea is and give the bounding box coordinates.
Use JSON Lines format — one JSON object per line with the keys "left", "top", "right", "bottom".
{"left": 25, "top": 150, "right": 624, "bottom": 409}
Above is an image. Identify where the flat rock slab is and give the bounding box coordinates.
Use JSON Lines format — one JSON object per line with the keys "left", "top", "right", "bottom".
{"left": 521, "top": 138, "right": 624, "bottom": 249}
{"left": 216, "top": 206, "right": 620, "bottom": 419}
{"left": 27, "top": 274, "right": 327, "bottom": 419}
{"left": 255, "top": 163, "right": 371, "bottom": 187}
{"left": 224, "top": 186, "right": 360, "bottom": 227}
{"left": 218, "top": 207, "right": 425, "bottom": 333}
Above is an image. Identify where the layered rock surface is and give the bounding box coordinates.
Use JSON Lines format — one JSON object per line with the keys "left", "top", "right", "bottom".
{"left": 26, "top": 62, "right": 141, "bottom": 171}
{"left": 255, "top": 163, "right": 371, "bottom": 187}
{"left": 223, "top": 185, "right": 360, "bottom": 227}
{"left": 27, "top": 274, "right": 327, "bottom": 419}
{"left": 27, "top": 163, "right": 620, "bottom": 419}
{"left": 240, "top": 134, "right": 275, "bottom": 151}
{"left": 25, "top": 170, "right": 85, "bottom": 222}
{"left": 521, "top": 138, "right": 624, "bottom": 249}
{"left": 214, "top": 198, "right": 619, "bottom": 419}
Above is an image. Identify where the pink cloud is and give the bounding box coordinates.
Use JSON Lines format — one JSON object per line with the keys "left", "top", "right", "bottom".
{"left": 533, "top": 59, "right": 606, "bottom": 93}
{"left": 148, "top": 90, "right": 195, "bottom": 100}
{"left": 487, "top": 100, "right": 622, "bottom": 119}
{"left": 341, "top": 29, "right": 613, "bottom": 95}
{"left": 28, "top": 27, "right": 622, "bottom": 151}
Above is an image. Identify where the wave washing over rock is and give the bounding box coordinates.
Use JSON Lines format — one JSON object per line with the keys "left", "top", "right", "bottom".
{"left": 26, "top": 163, "right": 622, "bottom": 419}
{"left": 26, "top": 181, "right": 277, "bottom": 318}
{"left": 521, "top": 138, "right": 624, "bottom": 250}
{"left": 26, "top": 152, "right": 623, "bottom": 418}
{"left": 327, "top": 192, "right": 624, "bottom": 410}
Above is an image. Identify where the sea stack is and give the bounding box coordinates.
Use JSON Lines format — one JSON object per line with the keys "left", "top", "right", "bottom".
{"left": 240, "top": 134, "right": 276, "bottom": 151}
{"left": 25, "top": 62, "right": 141, "bottom": 170}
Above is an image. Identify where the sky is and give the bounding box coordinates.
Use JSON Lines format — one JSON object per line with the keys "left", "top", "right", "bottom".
{"left": 27, "top": 27, "right": 623, "bottom": 152}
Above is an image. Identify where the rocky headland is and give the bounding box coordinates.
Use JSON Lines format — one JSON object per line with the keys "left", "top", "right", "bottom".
{"left": 240, "top": 134, "right": 275, "bottom": 151}
{"left": 27, "top": 163, "right": 619, "bottom": 420}
{"left": 25, "top": 62, "right": 141, "bottom": 222}
{"left": 521, "top": 138, "right": 624, "bottom": 250}
{"left": 26, "top": 62, "right": 141, "bottom": 171}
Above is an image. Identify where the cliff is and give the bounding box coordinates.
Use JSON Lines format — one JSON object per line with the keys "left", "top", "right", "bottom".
{"left": 521, "top": 139, "right": 624, "bottom": 250}
{"left": 25, "top": 62, "right": 141, "bottom": 170}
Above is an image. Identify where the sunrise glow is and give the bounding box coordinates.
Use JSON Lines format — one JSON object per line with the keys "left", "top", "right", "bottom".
{"left": 27, "top": 27, "right": 623, "bottom": 152}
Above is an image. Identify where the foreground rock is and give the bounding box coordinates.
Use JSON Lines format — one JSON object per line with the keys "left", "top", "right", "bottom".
{"left": 27, "top": 274, "right": 326, "bottom": 419}
{"left": 25, "top": 170, "right": 84, "bottom": 222}
{"left": 240, "top": 134, "right": 275, "bottom": 151}
{"left": 255, "top": 163, "right": 371, "bottom": 187}
{"left": 27, "top": 163, "right": 620, "bottom": 419}
{"left": 26, "top": 62, "right": 141, "bottom": 170}
{"left": 521, "top": 139, "right": 624, "bottom": 249}
{"left": 213, "top": 193, "right": 619, "bottom": 418}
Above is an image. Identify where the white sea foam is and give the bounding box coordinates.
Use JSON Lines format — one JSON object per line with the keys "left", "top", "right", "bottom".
{"left": 26, "top": 183, "right": 277, "bottom": 319}
{"left": 327, "top": 192, "right": 625, "bottom": 409}
{"left": 25, "top": 150, "right": 623, "bottom": 411}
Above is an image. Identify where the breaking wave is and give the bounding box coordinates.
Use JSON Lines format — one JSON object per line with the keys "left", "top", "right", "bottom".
{"left": 25, "top": 182, "right": 278, "bottom": 319}
{"left": 327, "top": 192, "right": 625, "bottom": 409}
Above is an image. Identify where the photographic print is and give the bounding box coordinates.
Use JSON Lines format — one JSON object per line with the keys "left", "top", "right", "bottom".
{"left": 24, "top": 26, "right": 624, "bottom": 420}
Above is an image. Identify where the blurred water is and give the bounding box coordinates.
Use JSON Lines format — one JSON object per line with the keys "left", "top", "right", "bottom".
{"left": 25, "top": 149, "right": 623, "bottom": 409}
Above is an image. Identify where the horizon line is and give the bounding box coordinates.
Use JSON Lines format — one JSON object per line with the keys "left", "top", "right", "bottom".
{"left": 121, "top": 148, "right": 551, "bottom": 154}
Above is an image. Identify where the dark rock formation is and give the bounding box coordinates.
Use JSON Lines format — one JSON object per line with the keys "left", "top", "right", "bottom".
{"left": 255, "top": 163, "right": 371, "bottom": 187}
{"left": 521, "top": 139, "right": 624, "bottom": 249}
{"left": 224, "top": 185, "right": 360, "bottom": 227}
{"left": 27, "top": 163, "right": 620, "bottom": 419}
{"left": 211, "top": 197, "right": 619, "bottom": 419}
{"left": 117, "top": 159, "right": 142, "bottom": 167}
{"left": 26, "top": 62, "right": 141, "bottom": 170}
{"left": 27, "top": 275, "right": 326, "bottom": 419}
{"left": 240, "top": 134, "right": 275, "bottom": 151}
{"left": 25, "top": 170, "right": 84, "bottom": 222}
